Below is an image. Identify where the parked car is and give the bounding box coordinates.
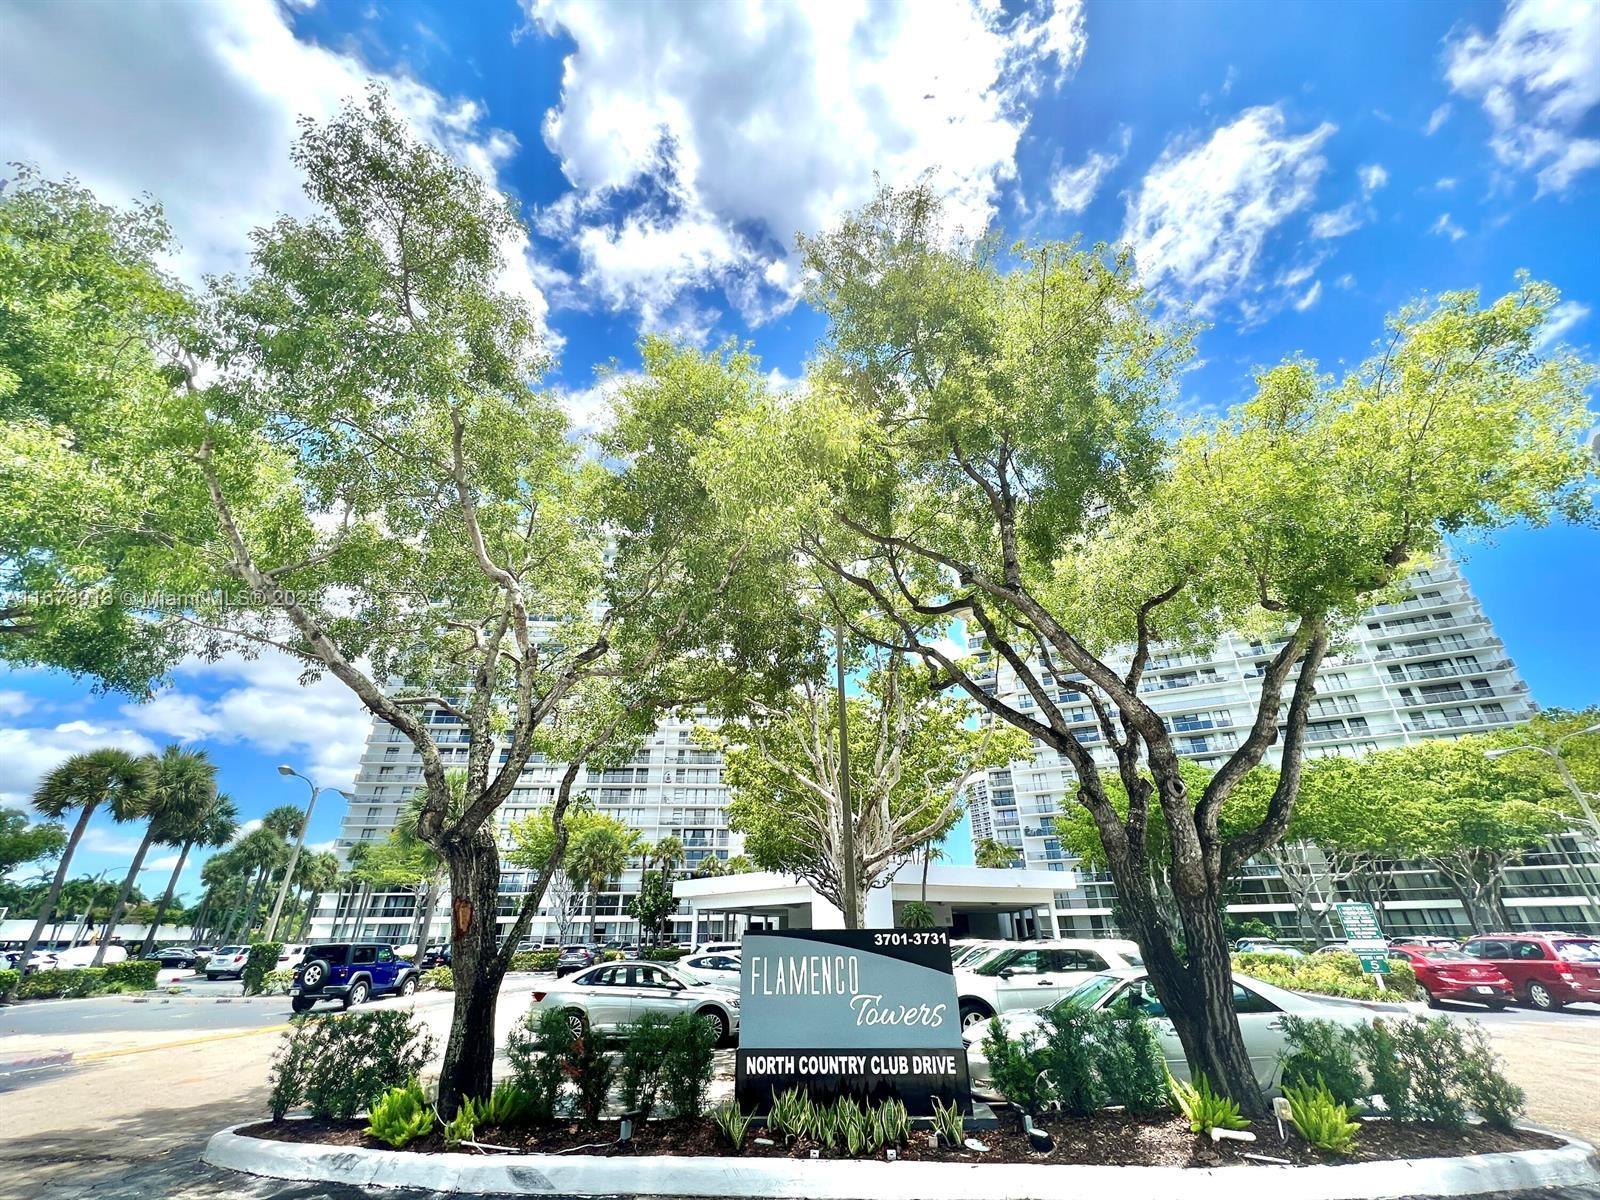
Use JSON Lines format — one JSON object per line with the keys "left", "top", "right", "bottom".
{"left": 142, "top": 946, "right": 198, "bottom": 970}
{"left": 1236, "top": 942, "right": 1307, "bottom": 958}
{"left": 676, "top": 951, "right": 741, "bottom": 988}
{"left": 1387, "top": 945, "right": 1511, "bottom": 1010}
{"left": 693, "top": 941, "right": 741, "bottom": 955}
{"left": 3, "top": 949, "right": 56, "bottom": 973}
{"left": 1390, "top": 935, "right": 1460, "bottom": 951}
{"left": 1463, "top": 932, "right": 1600, "bottom": 1011}
{"left": 556, "top": 944, "right": 597, "bottom": 977}
{"left": 965, "top": 969, "right": 1370, "bottom": 1096}
{"left": 420, "top": 944, "right": 452, "bottom": 970}
{"left": 275, "top": 943, "right": 307, "bottom": 969}
{"left": 289, "top": 942, "right": 419, "bottom": 1013}
{"left": 954, "top": 939, "right": 1145, "bottom": 1028}
{"left": 205, "top": 945, "right": 250, "bottom": 980}
{"left": 529, "top": 960, "right": 740, "bottom": 1042}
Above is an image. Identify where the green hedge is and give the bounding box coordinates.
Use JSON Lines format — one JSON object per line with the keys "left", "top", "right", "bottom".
{"left": 0, "top": 968, "right": 17, "bottom": 995}
{"left": 642, "top": 946, "right": 688, "bottom": 961}
{"left": 15, "top": 967, "right": 108, "bottom": 999}
{"left": 243, "top": 942, "right": 283, "bottom": 996}
{"left": 509, "top": 950, "right": 560, "bottom": 972}
{"left": 422, "top": 966, "right": 453, "bottom": 991}
{"left": 103, "top": 959, "right": 161, "bottom": 990}
{"left": 1234, "top": 951, "right": 1417, "bottom": 1001}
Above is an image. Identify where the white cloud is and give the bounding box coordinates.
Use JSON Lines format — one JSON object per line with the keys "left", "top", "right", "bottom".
{"left": 1309, "top": 203, "right": 1363, "bottom": 239}
{"left": 1335, "top": 272, "right": 1357, "bottom": 290}
{"left": 1436, "top": 176, "right": 1459, "bottom": 190}
{"left": 1430, "top": 212, "right": 1467, "bottom": 241}
{"left": 1293, "top": 280, "right": 1323, "bottom": 312}
{"left": 1535, "top": 300, "right": 1592, "bottom": 348}
{"left": 120, "top": 649, "right": 371, "bottom": 791}
{"left": 1425, "top": 103, "right": 1452, "bottom": 135}
{"left": 0, "top": 721, "right": 158, "bottom": 810}
{"left": 1444, "top": 0, "right": 1600, "bottom": 193}
{"left": 0, "top": 0, "right": 552, "bottom": 338}
{"left": 527, "top": 0, "right": 1086, "bottom": 330}
{"left": 1050, "top": 127, "right": 1131, "bottom": 215}
{"left": 0, "top": 691, "right": 34, "bottom": 719}
{"left": 1121, "top": 105, "right": 1335, "bottom": 313}
{"left": 1358, "top": 163, "right": 1389, "bottom": 192}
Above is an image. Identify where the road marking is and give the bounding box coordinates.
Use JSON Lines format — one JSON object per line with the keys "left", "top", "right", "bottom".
{"left": 77, "top": 1023, "right": 294, "bottom": 1062}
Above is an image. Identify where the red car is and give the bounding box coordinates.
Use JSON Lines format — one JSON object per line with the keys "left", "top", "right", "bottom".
{"left": 1462, "top": 932, "right": 1600, "bottom": 1012}
{"left": 1388, "top": 945, "right": 1511, "bottom": 1010}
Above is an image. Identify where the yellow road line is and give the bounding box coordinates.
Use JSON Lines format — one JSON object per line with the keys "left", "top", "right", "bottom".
{"left": 77, "top": 1023, "right": 293, "bottom": 1062}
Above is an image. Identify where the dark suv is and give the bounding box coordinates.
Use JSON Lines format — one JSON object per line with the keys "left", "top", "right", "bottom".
{"left": 290, "top": 942, "right": 418, "bottom": 1013}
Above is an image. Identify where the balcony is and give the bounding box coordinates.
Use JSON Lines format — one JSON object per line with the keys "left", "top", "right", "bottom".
{"left": 1402, "top": 683, "right": 1499, "bottom": 705}
{"left": 1407, "top": 712, "right": 1514, "bottom": 732}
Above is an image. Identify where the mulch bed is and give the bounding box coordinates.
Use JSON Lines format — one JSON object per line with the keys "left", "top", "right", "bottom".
{"left": 238, "top": 1108, "right": 1562, "bottom": 1167}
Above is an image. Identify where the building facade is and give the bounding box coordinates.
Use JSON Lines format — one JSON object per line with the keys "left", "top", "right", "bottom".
{"left": 963, "top": 557, "right": 1600, "bottom": 937}
{"left": 308, "top": 712, "right": 742, "bottom": 947}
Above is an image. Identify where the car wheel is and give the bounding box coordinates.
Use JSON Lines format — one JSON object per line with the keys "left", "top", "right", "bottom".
{"left": 1423, "top": 986, "right": 1442, "bottom": 1009}
{"left": 1485, "top": 1001, "right": 1508, "bottom": 1012}
{"left": 959, "top": 1000, "right": 994, "bottom": 1029}
{"left": 205, "top": 973, "right": 218, "bottom": 982}
{"left": 345, "top": 980, "right": 371, "bottom": 1009}
{"left": 697, "top": 1006, "right": 730, "bottom": 1043}
{"left": 565, "top": 1009, "right": 589, "bottom": 1040}
{"left": 1527, "top": 982, "right": 1561, "bottom": 1011}
{"left": 299, "top": 960, "right": 330, "bottom": 991}
{"left": 291, "top": 996, "right": 313, "bottom": 1014}
{"left": 399, "top": 975, "right": 418, "bottom": 997}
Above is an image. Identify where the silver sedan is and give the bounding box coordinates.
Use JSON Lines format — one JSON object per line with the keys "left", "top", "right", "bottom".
{"left": 528, "top": 960, "right": 740, "bottom": 1043}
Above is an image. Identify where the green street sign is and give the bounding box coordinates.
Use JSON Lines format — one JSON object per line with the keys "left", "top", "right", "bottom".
{"left": 1357, "top": 952, "right": 1390, "bottom": 975}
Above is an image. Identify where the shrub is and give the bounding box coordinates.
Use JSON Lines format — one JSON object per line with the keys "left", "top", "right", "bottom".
{"left": 898, "top": 901, "right": 937, "bottom": 929}
{"left": 1457, "top": 1024, "right": 1525, "bottom": 1132}
{"left": 102, "top": 960, "right": 160, "bottom": 990}
{"left": 422, "top": 966, "right": 454, "bottom": 991}
{"left": 1284, "top": 1077, "right": 1361, "bottom": 1154}
{"left": 16, "top": 967, "right": 107, "bottom": 999}
{"left": 930, "top": 1096, "right": 965, "bottom": 1146}
{"left": 259, "top": 969, "right": 295, "bottom": 996}
{"left": 1171, "top": 1071, "right": 1249, "bottom": 1135}
{"left": 479, "top": 1080, "right": 538, "bottom": 1129}
{"left": 661, "top": 1010, "right": 718, "bottom": 1119}
{"left": 267, "top": 1009, "right": 435, "bottom": 1120}
{"left": 0, "top": 968, "right": 19, "bottom": 996}
{"left": 766, "top": 1086, "right": 813, "bottom": 1143}
{"left": 1093, "top": 1010, "right": 1170, "bottom": 1115}
{"left": 642, "top": 946, "right": 688, "bottom": 961}
{"left": 1233, "top": 952, "right": 1417, "bottom": 1002}
{"left": 982, "top": 1017, "right": 1049, "bottom": 1116}
{"left": 568, "top": 1026, "right": 615, "bottom": 1122}
{"left": 365, "top": 1078, "right": 434, "bottom": 1148}
{"left": 1389, "top": 1017, "right": 1469, "bottom": 1131}
{"left": 711, "top": 1103, "right": 753, "bottom": 1150}
{"left": 242, "top": 942, "right": 282, "bottom": 996}
{"left": 602, "top": 949, "right": 625, "bottom": 961}
{"left": 1037, "top": 1003, "right": 1101, "bottom": 1117}
{"left": 443, "top": 1098, "right": 478, "bottom": 1148}
{"left": 1354, "top": 1020, "right": 1411, "bottom": 1120}
{"left": 509, "top": 950, "right": 560, "bottom": 972}
{"left": 507, "top": 1006, "right": 576, "bottom": 1122}
{"left": 873, "top": 1097, "right": 911, "bottom": 1146}
{"left": 1279, "top": 1016, "right": 1367, "bottom": 1107}
{"left": 1351, "top": 1015, "right": 1522, "bottom": 1132}
{"left": 617, "top": 1012, "right": 674, "bottom": 1119}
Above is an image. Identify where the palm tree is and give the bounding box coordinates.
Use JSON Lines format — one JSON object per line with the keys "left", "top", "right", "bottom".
{"left": 143, "top": 791, "right": 237, "bottom": 949}
{"left": 292, "top": 850, "right": 341, "bottom": 940}
{"left": 93, "top": 746, "right": 215, "bottom": 966}
{"left": 920, "top": 842, "right": 946, "bottom": 903}
{"left": 224, "top": 824, "right": 291, "bottom": 943}
{"left": 566, "top": 818, "right": 638, "bottom": 941}
{"left": 974, "top": 838, "right": 1020, "bottom": 870}
{"left": 651, "top": 836, "right": 685, "bottom": 876}
{"left": 5, "top": 749, "right": 153, "bottom": 994}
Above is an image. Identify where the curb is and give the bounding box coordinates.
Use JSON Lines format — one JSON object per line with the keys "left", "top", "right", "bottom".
{"left": 0, "top": 1051, "right": 74, "bottom": 1073}
{"left": 202, "top": 1121, "right": 1600, "bottom": 1200}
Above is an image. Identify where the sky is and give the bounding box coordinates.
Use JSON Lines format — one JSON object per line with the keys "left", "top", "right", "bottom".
{"left": 1, "top": 0, "right": 1596, "bottom": 889}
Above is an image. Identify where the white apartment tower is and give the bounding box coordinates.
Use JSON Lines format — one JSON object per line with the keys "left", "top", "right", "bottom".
{"left": 963, "top": 557, "right": 1599, "bottom": 937}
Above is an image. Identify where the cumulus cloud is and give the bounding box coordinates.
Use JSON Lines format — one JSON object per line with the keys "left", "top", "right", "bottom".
{"left": 526, "top": 0, "right": 1086, "bottom": 331}
{"left": 1534, "top": 300, "right": 1592, "bottom": 348}
{"left": 0, "top": 720, "right": 158, "bottom": 809}
{"left": 1309, "top": 160, "right": 1387, "bottom": 239}
{"left": 1430, "top": 212, "right": 1467, "bottom": 241}
{"left": 0, "top": 691, "right": 34, "bottom": 719}
{"left": 1444, "top": 0, "right": 1600, "bottom": 193}
{"left": 1425, "top": 103, "right": 1452, "bottom": 135}
{"left": 1050, "top": 127, "right": 1131, "bottom": 215}
{"left": 1121, "top": 105, "right": 1334, "bottom": 313}
{"left": 0, "top": 0, "right": 552, "bottom": 338}
{"left": 119, "top": 649, "right": 371, "bottom": 791}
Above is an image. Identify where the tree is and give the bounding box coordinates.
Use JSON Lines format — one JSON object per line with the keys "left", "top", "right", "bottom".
{"left": 974, "top": 838, "right": 1020, "bottom": 870}
{"left": 293, "top": 850, "right": 342, "bottom": 940}
{"left": 714, "top": 655, "right": 1028, "bottom": 925}
{"left": 5, "top": 749, "right": 153, "bottom": 995}
{"left": 919, "top": 843, "right": 945, "bottom": 903}
{"left": 143, "top": 790, "right": 238, "bottom": 949}
{"left": 694, "top": 183, "right": 1596, "bottom": 1110}
{"left": 92, "top": 745, "right": 217, "bottom": 963}
{"left": 564, "top": 814, "right": 641, "bottom": 941}
{"left": 627, "top": 836, "right": 685, "bottom": 944}
{"left": 0, "top": 169, "right": 198, "bottom": 695}
{"left": 0, "top": 808, "right": 65, "bottom": 878}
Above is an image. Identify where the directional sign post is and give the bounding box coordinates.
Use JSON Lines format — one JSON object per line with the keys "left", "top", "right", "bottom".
{"left": 1333, "top": 901, "right": 1389, "bottom": 988}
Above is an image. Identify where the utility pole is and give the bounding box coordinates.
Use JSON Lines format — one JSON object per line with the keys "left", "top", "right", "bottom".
{"left": 265, "top": 765, "right": 320, "bottom": 943}
{"left": 835, "top": 621, "right": 859, "bottom": 929}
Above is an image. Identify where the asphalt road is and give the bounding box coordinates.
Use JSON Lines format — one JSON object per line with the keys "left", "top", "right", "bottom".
{"left": 2, "top": 984, "right": 1596, "bottom": 1200}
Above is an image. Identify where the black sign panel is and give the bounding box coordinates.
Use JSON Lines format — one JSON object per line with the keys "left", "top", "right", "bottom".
{"left": 735, "top": 928, "right": 970, "bottom": 1115}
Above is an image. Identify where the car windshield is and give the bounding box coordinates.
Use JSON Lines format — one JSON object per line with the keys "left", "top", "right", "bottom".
{"left": 1119, "top": 949, "right": 1144, "bottom": 966}
{"left": 974, "top": 949, "right": 1028, "bottom": 977}
{"left": 1556, "top": 940, "right": 1600, "bottom": 962}
{"left": 1054, "top": 972, "right": 1124, "bottom": 1011}
{"left": 217, "top": 946, "right": 243, "bottom": 954}
{"left": 1420, "top": 949, "right": 1473, "bottom": 962}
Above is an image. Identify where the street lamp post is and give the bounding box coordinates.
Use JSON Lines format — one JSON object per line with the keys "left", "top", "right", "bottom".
{"left": 265, "top": 765, "right": 320, "bottom": 944}
{"left": 1487, "top": 723, "right": 1600, "bottom": 929}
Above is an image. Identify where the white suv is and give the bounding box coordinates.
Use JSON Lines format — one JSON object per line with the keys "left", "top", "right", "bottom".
{"left": 205, "top": 945, "right": 250, "bottom": 980}
{"left": 954, "top": 939, "right": 1144, "bottom": 1028}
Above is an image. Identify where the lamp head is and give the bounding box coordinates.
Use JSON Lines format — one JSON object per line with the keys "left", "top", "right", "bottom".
{"left": 277, "top": 764, "right": 296, "bottom": 777}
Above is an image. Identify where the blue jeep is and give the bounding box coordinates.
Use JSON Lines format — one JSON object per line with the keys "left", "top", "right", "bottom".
{"left": 290, "top": 942, "right": 418, "bottom": 1014}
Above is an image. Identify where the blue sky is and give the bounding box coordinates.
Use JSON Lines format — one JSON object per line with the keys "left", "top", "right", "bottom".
{"left": 1, "top": 0, "right": 1595, "bottom": 888}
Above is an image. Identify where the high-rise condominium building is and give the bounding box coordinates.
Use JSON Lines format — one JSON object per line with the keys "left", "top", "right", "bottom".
{"left": 308, "top": 712, "right": 739, "bottom": 947}
{"left": 963, "top": 557, "right": 1599, "bottom": 938}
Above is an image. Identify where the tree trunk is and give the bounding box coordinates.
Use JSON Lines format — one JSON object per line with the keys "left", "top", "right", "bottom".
{"left": 4, "top": 803, "right": 95, "bottom": 999}
{"left": 191, "top": 895, "right": 210, "bottom": 945}
{"left": 436, "top": 831, "right": 510, "bottom": 1116}
{"left": 93, "top": 824, "right": 157, "bottom": 967}
{"left": 920, "top": 848, "right": 931, "bottom": 905}
{"left": 222, "top": 870, "right": 255, "bottom": 944}
{"left": 404, "top": 879, "right": 431, "bottom": 962}
{"left": 299, "top": 889, "right": 323, "bottom": 941}
{"left": 144, "top": 838, "right": 194, "bottom": 950}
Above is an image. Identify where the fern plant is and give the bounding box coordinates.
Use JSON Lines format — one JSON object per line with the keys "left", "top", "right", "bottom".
{"left": 443, "top": 1096, "right": 479, "bottom": 1148}
{"left": 364, "top": 1078, "right": 434, "bottom": 1149}
{"left": 1283, "top": 1076, "right": 1362, "bottom": 1154}
{"left": 1170, "top": 1071, "right": 1250, "bottom": 1135}
{"left": 711, "top": 1103, "right": 753, "bottom": 1150}
{"left": 930, "top": 1096, "right": 965, "bottom": 1146}
{"left": 479, "top": 1080, "right": 536, "bottom": 1129}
